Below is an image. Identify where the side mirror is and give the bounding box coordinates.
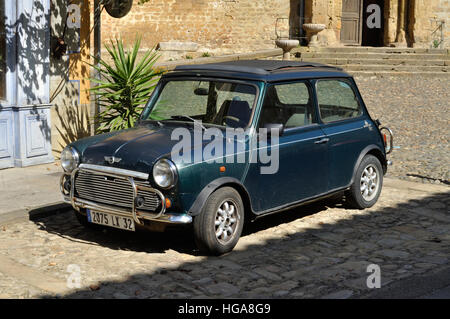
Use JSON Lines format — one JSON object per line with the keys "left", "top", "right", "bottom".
{"left": 263, "top": 123, "right": 284, "bottom": 137}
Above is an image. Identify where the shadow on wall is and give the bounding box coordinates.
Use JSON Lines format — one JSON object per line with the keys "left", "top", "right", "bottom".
{"left": 53, "top": 101, "right": 90, "bottom": 157}
{"left": 33, "top": 189, "right": 450, "bottom": 299}
{"left": 51, "top": 81, "right": 90, "bottom": 158}
{"left": 49, "top": 0, "right": 92, "bottom": 156}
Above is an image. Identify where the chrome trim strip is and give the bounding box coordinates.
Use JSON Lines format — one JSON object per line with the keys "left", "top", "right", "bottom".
{"left": 79, "top": 163, "right": 149, "bottom": 180}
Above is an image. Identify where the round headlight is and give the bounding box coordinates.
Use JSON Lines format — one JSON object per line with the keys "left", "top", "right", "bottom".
{"left": 153, "top": 158, "right": 178, "bottom": 189}
{"left": 60, "top": 147, "right": 80, "bottom": 172}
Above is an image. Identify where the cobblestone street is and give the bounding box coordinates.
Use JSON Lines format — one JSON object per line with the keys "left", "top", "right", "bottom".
{"left": 0, "top": 178, "right": 448, "bottom": 299}
{"left": 1, "top": 0, "right": 448, "bottom": 302}
{"left": 0, "top": 74, "right": 449, "bottom": 299}
{"left": 354, "top": 75, "right": 449, "bottom": 185}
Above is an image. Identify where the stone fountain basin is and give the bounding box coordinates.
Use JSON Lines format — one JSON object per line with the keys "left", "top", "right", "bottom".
{"left": 275, "top": 39, "right": 299, "bottom": 51}
{"left": 303, "top": 23, "right": 326, "bottom": 32}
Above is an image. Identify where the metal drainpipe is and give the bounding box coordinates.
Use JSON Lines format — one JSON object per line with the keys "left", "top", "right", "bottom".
{"left": 299, "top": 0, "right": 306, "bottom": 45}
{"left": 93, "top": 0, "right": 101, "bottom": 133}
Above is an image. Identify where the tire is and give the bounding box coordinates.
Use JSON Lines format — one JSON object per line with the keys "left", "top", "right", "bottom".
{"left": 193, "top": 187, "right": 244, "bottom": 255}
{"left": 346, "top": 155, "right": 383, "bottom": 209}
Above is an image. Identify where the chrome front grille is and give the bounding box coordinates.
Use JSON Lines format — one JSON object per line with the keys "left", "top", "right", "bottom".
{"left": 74, "top": 170, "right": 161, "bottom": 212}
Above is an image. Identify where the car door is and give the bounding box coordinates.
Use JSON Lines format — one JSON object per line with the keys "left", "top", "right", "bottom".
{"left": 243, "top": 81, "right": 329, "bottom": 213}
{"left": 315, "top": 78, "right": 371, "bottom": 191}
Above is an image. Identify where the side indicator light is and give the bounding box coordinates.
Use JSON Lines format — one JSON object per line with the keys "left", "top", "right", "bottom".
{"left": 220, "top": 166, "right": 226, "bottom": 172}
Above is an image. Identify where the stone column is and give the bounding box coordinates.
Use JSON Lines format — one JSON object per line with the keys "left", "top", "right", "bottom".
{"left": 394, "top": 0, "right": 408, "bottom": 47}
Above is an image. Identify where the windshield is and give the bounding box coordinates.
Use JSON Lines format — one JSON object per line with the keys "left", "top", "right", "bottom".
{"left": 142, "top": 80, "right": 258, "bottom": 129}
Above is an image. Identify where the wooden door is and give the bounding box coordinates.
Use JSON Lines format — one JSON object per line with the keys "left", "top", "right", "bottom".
{"left": 341, "top": 0, "right": 362, "bottom": 45}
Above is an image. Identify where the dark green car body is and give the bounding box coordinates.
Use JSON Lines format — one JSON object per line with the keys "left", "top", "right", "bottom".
{"left": 62, "top": 60, "right": 389, "bottom": 228}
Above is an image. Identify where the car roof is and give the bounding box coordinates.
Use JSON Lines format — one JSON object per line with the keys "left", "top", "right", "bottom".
{"left": 166, "top": 60, "right": 351, "bottom": 82}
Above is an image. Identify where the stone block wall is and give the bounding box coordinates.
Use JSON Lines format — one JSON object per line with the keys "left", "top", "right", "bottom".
{"left": 101, "top": 0, "right": 291, "bottom": 58}
{"left": 101, "top": 0, "right": 449, "bottom": 54}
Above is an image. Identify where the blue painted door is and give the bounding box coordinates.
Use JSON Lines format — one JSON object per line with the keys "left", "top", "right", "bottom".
{"left": 243, "top": 81, "right": 329, "bottom": 213}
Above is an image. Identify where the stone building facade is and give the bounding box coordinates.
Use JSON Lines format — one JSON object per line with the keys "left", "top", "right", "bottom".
{"left": 102, "top": 0, "right": 449, "bottom": 58}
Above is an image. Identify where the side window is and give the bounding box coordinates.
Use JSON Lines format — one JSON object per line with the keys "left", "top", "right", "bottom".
{"left": 258, "top": 82, "right": 316, "bottom": 129}
{"left": 316, "top": 79, "right": 362, "bottom": 123}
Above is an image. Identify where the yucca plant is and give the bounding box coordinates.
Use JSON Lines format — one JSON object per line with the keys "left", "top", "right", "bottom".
{"left": 90, "top": 37, "right": 161, "bottom": 133}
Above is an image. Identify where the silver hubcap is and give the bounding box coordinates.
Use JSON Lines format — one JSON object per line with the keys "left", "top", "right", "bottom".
{"left": 215, "top": 200, "right": 239, "bottom": 244}
{"left": 360, "top": 164, "right": 379, "bottom": 201}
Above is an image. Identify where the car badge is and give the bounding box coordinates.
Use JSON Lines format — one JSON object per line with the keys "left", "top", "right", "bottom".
{"left": 104, "top": 156, "right": 122, "bottom": 164}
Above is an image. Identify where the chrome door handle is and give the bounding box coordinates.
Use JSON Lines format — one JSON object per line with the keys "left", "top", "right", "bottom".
{"left": 314, "top": 138, "right": 329, "bottom": 144}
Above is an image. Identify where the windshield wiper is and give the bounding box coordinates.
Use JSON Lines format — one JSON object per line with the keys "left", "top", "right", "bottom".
{"left": 168, "top": 115, "right": 206, "bottom": 130}
{"left": 141, "top": 119, "right": 164, "bottom": 127}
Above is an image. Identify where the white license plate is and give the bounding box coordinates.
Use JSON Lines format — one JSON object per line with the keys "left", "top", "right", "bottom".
{"left": 87, "top": 209, "right": 135, "bottom": 232}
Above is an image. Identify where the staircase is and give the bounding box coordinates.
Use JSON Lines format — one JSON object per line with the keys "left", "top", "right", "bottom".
{"left": 292, "top": 47, "right": 449, "bottom": 76}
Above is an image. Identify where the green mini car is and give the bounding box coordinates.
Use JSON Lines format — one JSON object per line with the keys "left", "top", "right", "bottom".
{"left": 60, "top": 60, "right": 393, "bottom": 255}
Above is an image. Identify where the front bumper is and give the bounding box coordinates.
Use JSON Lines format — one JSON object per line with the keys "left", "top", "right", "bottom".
{"left": 60, "top": 164, "right": 192, "bottom": 225}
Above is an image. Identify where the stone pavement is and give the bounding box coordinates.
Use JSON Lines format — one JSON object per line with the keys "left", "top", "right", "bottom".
{"left": 0, "top": 177, "right": 447, "bottom": 299}
{"left": 0, "top": 163, "right": 67, "bottom": 225}
{"left": 354, "top": 75, "right": 449, "bottom": 185}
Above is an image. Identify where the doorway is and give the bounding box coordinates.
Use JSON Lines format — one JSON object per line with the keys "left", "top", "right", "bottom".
{"left": 361, "top": 0, "right": 385, "bottom": 46}
{"left": 341, "top": 0, "right": 385, "bottom": 46}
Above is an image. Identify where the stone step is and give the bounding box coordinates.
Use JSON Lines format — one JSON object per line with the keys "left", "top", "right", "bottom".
{"left": 297, "top": 52, "right": 450, "bottom": 60}
{"left": 298, "top": 57, "right": 449, "bottom": 66}
{"left": 294, "top": 46, "right": 448, "bottom": 55}
{"left": 349, "top": 71, "right": 450, "bottom": 78}
{"left": 343, "top": 64, "right": 449, "bottom": 72}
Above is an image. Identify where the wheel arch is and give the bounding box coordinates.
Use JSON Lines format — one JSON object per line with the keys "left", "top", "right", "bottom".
{"left": 351, "top": 145, "right": 387, "bottom": 185}
{"left": 188, "top": 177, "right": 254, "bottom": 218}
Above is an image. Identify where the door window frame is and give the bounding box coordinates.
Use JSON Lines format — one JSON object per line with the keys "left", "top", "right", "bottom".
{"left": 258, "top": 80, "right": 320, "bottom": 135}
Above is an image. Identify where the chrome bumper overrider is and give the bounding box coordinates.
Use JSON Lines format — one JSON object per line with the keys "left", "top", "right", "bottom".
{"left": 380, "top": 126, "right": 394, "bottom": 155}
{"left": 60, "top": 164, "right": 192, "bottom": 224}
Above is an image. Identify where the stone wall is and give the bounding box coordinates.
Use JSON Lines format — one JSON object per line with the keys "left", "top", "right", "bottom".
{"left": 414, "top": 0, "right": 450, "bottom": 48}
{"left": 101, "top": 0, "right": 291, "bottom": 59}
{"left": 101, "top": 0, "right": 449, "bottom": 54}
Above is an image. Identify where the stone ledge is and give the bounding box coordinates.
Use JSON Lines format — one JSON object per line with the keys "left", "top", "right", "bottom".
{"left": 157, "top": 41, "right": 199, "bottom": 52}
{"left": 154, "top": 48, "right": 283, "bottom": 71}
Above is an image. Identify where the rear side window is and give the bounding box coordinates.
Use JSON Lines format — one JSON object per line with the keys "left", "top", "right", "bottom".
{"left": 316, "top": 79, "right": 362, "bottom": 123}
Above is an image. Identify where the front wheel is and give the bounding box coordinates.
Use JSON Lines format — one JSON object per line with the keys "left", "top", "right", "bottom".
{"left": 193, "top": 187, "right": 244, "bottom": 255}
{"left": 346, "top": 155, "right": 383, "bottom": 209}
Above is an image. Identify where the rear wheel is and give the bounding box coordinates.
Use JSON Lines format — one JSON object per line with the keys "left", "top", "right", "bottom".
{"left": 346, "top": 155, "right": 383, "bottom": 209}
{"left": 193, "top": 187, "right": 244, "bottom": 255}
